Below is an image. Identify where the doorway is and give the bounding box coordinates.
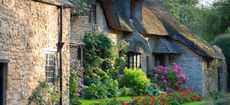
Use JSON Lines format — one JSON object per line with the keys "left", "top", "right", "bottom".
{"left": 0, "top": 62, "right": 7, "bottom": 105}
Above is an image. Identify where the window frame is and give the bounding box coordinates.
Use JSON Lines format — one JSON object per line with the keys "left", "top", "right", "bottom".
{"left": 127, "top": 52, "right": 142, "bottom": 69}
{"left": 45, "top": 51, "right": 56, "bottom": 84}
{"left": 89, "top": 4, "right": 97, "bottom": 24}
{"left": 154, "top": 54, "right": 169, "bottom": 66}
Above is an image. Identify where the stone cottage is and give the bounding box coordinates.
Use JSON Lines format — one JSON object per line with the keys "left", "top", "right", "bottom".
{"left": 71, "top": 0, "right": 228, "bottom": 96}
{"left": 0, "top": 0, "right": 72, "bottom": 104}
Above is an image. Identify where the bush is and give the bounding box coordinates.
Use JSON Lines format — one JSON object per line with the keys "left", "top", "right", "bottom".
{"left": 82, "top": 32, "right": 128, "bottom": 99}
{"left": 145, "top": 84, "right": 162, "bottom": 96}
{"left": 69, "top": 72, "right": 82, "bottom": 105}
{"left": 132, "top": 90, "right": 202, "bottom": 105}
{"left": 119, "top": 87, "right": 132, "bottom": 97}
{"left": 83, "top": 75, "right": 119, "bottom": 99}
{"left": 83, "top": 83, "right": 107, "bottom": 99}
{"left": 121, "top": 68, "right": 151, "bottom": 96}
{"left": 97, "top": 90, "right": 203, "bottom": 105}
{"left": 148, "top": 63, "right": 186, "bottom": 91}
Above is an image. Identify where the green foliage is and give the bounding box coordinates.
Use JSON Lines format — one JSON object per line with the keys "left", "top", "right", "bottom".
{"left": 212, "top": 34, "right": 230, "bottom": 61}
{"left": 160, "top": 0, "right": 200, "bottom": 33}
{"left": 121, "top": 68, "right": 151, "bottom": 96}
{"left": 145, "top": 84, "right": 161, "bottom": 96}
{"left": 83, "top": 32, "right": 112, "bottom": 69}
{"left": 119, "top": 87, "right": 132, "bottom": 97}
{"left": 28, "top": 82, "right": 59, "bottom": 105}
{"left": 83, "top": 83, "right": 107, "bottom": 99}
{"left": 82, "top": 32, "right": 128, "bottom": 99}
{"left": 83, "top": 75, "right": 119, "bottom": 99}
{"left": 69, "top": 72, "right": 82, "bottom": 105}
{"left": 160, "top": 0, "right": 230, "bottom": 42}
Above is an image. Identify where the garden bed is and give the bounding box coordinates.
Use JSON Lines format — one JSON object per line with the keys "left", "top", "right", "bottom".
{"left": 80, "top": 97, "right": 209, "bottom": 105}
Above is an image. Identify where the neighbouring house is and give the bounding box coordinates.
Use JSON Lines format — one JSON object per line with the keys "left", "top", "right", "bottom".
{"left": 0, "top": 0, "right": 72, "bottom": 104}
{"left": 71, "top": 0, "right": 228, "bottom": 97}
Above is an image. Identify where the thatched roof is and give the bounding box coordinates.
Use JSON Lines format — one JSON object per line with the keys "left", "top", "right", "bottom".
{"left": 125, "top": 31, "right": 151, "bottom": 54}
{"left": 140, "top": 7, "right": 168, "bottom": 36}
{"left": 100, "top": 0, "right": 133, "bottom": 32}
{"left": 152, "top": 37, "right": 182, "bottom": 54}
{"left": 99, "top": 0, "right": 222, "bottom": 59}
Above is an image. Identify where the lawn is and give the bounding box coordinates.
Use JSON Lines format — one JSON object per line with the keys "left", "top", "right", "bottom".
{"left": 183, "top": 100, "right": 209, "bottom": 105}
{"left": 80, "top": 97, "right": 133, "bottom": 105}
{"left": 80, "top": 97, "right": 209, "bottom": 105}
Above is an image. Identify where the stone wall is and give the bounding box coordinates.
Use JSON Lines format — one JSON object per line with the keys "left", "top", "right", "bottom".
{"left": 145, "top": 36, "right": 207, "bottom": 95}
{"left": 202, "top": 59, "right": 218, "bottom": 97}
{"left": 70, "top": 2, "right": 124, "bottom": 63}
{"left": 172, "top": 41, "right": 204, "bottom": 96}
{"left": 0, "top": 0, "right": 71, "bottom": 104}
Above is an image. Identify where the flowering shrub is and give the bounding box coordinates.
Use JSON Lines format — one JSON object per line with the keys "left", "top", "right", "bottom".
{"left": 132, "top": 90, "right": 202, "bottom": 105}
{"left": 97, "top": 90, "right": 202, "bottom": 105}
{"left": 148, "top": 63, "right": 186, "bottom": 91}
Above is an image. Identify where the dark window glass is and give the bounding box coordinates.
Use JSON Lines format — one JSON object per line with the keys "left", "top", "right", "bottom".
{"left": 154, "top": 54, "right": 166, "bottom": 66}
{"left": 77, "top": 47, "right": 81, "bottom": 60}
{"left": 127, "top": 52, "right": 141, "bottom": 69}
{"left": 89, "top": 5, "right": 96, "bottom": 24}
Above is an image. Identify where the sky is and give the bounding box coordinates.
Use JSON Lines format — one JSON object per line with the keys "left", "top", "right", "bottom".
{"left": 199, "top": 0, "right": 215, "bottom": 7}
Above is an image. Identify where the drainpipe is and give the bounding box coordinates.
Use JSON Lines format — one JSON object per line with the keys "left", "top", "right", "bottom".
{"left": 57, "top": 5, "right": 64, "bottom": 105}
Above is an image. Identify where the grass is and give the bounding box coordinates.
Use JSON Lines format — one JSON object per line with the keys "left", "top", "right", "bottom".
{"left": 80, "top": 97, "right": 133, "bottom": 105}
{"left": 81, "top": 97, "right": 209, "bottom": 105}
{"left": 183, "top": 100, "right": 209, "bottom": 105}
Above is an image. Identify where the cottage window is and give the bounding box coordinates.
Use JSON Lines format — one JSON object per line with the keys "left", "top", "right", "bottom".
{"left": 127, "top": 52, "right": 142, "bottom": 69}
{"left": 89, "top": 4, "right": 96, "bottom": 24}
{"left": 77, "top": 46, "right": 83, "bottom": 65}
{"left": 45, "top": 53, "right": 56, "bottom": 83}
{"left": 154, "top": 54, "right": 169, "bottom": 66}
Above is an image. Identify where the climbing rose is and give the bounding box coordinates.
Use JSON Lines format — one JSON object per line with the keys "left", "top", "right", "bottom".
{"left": 177, "top": 73, "right": 186, "bottom": 79}
{"left": 173, "top": 63, "right": 182, "bottom": 72}
{"left": 162, "top": 79, "right": 167, "bottom": 84}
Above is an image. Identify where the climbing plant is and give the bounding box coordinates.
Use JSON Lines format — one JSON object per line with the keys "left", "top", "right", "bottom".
{"left": 28, "top": 82, "right": 59, "bottom": 105}
{"left": 69, "top": 61, "right": 83, "bottom": 105}
{"left": 82, "top": 31, "right": 128, "bottom": 99}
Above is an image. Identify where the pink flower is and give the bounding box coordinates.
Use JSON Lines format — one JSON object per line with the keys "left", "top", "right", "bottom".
{"left": 159, "top": 66, "right": 168, "bottom": 71}
{"left": 177, "top": 73, "right": 186, "bottom": 79}
{"left": 162, "top": 79, "right": 167, "bottom": 84}
{"left": 167, "top": 88, "right": 174, "bottom": 93}
{"left": 154, "top": 67, "right": 160, "bottom": 73}
{"left": 173, "top": 63, "right": 182, "bottom": 72}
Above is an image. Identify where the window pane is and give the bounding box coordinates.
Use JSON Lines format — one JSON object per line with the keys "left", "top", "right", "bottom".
{"left": 130, "top": 55, "right": 133, "bottom": 68}
{"left": 45, "top": 53, "right": 55, "bottom": 84}
{"left": 49, "top": 60, "right": 55, "bottom": 65}
{"left": 137, "top": 54, "right": 140, "bottom": 68}
{"left": 127, "top": 52, "right": 142, "bottom": 69}
{"left": 133, "top": 54, "right": 136, "bottom": 68}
